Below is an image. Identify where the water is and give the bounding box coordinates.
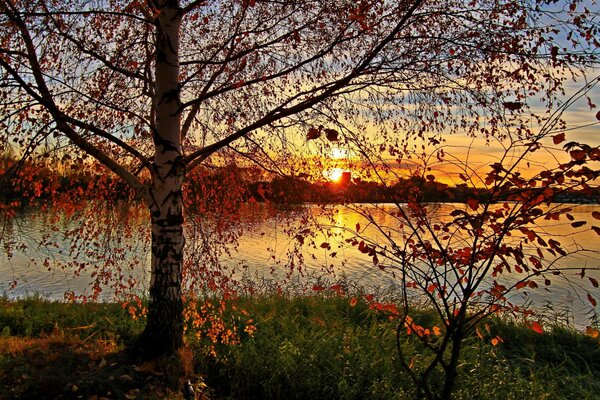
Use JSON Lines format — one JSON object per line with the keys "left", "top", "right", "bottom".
{"left": 1, "top": 202, "right": 599, "bottom": 327}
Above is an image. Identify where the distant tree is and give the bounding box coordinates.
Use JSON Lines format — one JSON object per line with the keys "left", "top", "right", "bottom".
{"left": 1, "top": 0, "right": 598, "bottom": 367}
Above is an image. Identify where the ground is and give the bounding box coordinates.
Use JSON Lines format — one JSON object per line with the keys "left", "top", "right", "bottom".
{"left": 0, "top": 334, "right": 210, "bottom": 400}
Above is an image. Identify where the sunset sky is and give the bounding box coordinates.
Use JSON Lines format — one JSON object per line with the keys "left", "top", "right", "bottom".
{"left": 315, "top": 79, "right": 600, "bottom": 186}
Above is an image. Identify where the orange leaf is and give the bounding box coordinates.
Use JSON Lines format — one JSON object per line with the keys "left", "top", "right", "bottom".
{"left": 586, "top": 326, "right": 599, "bottom": 338}
{"left": 350, "top": 297, "right": 358, "bottom": 307}
{"left": 476, "top": 326, "right": 483, "bottom": 340}
{"left": 530, "top": 322, "right": 543, "bottom": 334}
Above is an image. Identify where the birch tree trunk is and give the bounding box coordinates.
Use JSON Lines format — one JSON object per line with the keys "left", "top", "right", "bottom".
{"left": 134, "top": 0, "right": 185, "bottom": 358}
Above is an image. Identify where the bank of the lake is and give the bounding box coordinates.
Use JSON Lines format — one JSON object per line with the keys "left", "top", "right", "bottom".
{"left": 1, "top": 295, "right": 599, "bottom": 400}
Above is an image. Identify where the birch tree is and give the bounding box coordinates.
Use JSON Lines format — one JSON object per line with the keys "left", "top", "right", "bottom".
{"left": 1, "top": 0, "right": 596, "bottom": 359}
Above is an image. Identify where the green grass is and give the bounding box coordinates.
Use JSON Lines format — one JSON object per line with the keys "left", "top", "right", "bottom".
{"left": 1, "top": 294, "right": 599, "bottom": 399}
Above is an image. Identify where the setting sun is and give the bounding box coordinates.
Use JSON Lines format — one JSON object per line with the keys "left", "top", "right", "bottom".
{"left": 324, "top": 168, "right": 349, "bottom": 183}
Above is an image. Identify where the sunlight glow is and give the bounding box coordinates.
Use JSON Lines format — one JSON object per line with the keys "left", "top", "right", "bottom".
{"left": 324, "top": 168, "right": 347, "bottom": 183}
{"left": 330, "top": 147, "right": 349, "bottom": 160}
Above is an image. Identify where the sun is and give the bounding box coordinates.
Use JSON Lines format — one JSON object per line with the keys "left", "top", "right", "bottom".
{"left": 324, "top": 167, "right": 349, "bottom": 183}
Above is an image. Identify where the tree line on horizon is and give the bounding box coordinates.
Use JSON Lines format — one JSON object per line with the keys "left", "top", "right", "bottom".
{"left": 2, "top": 154, "right": 598, "bottom": 207}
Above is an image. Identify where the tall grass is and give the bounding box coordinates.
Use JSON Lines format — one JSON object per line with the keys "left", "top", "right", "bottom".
{"left": 1, "top": 294, "right": 599, "bottom": 399}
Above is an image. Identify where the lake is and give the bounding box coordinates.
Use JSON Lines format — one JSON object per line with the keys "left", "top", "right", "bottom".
{"left": 1, "top": 202, "right": 599, "bottom": 328}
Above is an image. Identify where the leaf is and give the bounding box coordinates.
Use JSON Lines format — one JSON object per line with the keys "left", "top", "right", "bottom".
{"left": 588, "top": 293, "right": 597, "bottom": 307}
{"left": 596, "top": 110, "right": 600, "bottom": 121}
{"left": 571, "top": 221, "right": 587, "bottom": 228}
{"left": 589, "top": 277, "right": 599, "bottom": 288}
{"left": 592, "top": 211, "right": 600, "bottom": 220}
{"left": 324, "top": 128, "right": 339, "bottom": 142}
{"left": 570, "top": 149, "right": 587, "bottom": 161}
{"left": 586, "top": 326, "right": 599, "bottom": 338}
{"left": 356, "top": 223, "right": 361, "bottom": 232}
{"left": 358, "top": 240, "right": 365, "bottom": 252}
{"left": 459, "top": 173, "right": 468, "bottom": 181}
{"left": 530, "top": 322, "right": 543, "bottom": 334}
{"left": 467, "top": 198, "right": 479, "bottom": 211}
{"left": 593, "top": 226, "right": 600, "bottom": 236}
{"left": 320, "top": 242, "right": 330, "bottom": 249}
{"left": 552, "top": 132, "right": 566, "bottom": 145}
{"left": 307, "top": 127, "right": 320, "bottom": 140}
{"left": 503, "top": 101, "right": 523, "bottom": 111}
{"left": 491, "top": 335, "right": 503, "bottom": 346}
{"left": 586, "top": 96, "right": 596, "bottom": 109}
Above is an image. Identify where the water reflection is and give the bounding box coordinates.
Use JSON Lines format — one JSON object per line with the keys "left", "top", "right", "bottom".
{"left": 1, "top": 202, "right": 598, "bottom": 327}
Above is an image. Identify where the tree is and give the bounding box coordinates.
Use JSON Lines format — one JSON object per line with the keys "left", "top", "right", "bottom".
{"left": 347, "top": 108, "right": 598, "bottom": 399}
{"left": 331, "top": 63, "right": 600, "bottom": 400}
{"left": 1, "top": 0, "right": 597, "bottom": 363}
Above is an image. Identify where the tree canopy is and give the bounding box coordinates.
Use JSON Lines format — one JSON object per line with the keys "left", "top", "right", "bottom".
{"left": 1, "top": 0, "right": 598, "bottom": 360}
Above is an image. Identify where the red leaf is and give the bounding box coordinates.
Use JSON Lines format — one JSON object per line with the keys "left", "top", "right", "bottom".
{"left": 590, "top": 277, "right": 599, "bottom": 288}
{"left": 459, "top": 173, "right": 468, "bottom": 181}
{"left": 467, "top": 198, "right": 479, "bottom": 211}
{"left": 593, "top": 226, "right": 600, "bottom": 236}
{"left": 592, "top": 211, "right": 600, "bottom": 220}
{"left": 570, "top": 150, "right": 587, "bottom": 161}
{"left": 596, "top": 110, "right": 600, "bottom": 121}
{"left": 324, "top": 128, "right": 339, "bottom": 142}
{"left": 320, "top": 242, "right": 330, "bottom": 249}
{"left": 329, "top": 284, "right": 343, "bottom": 293}
{"left": 588, "top": 293, "right": 597, "bottom": 307}
{"left": 503, "top": 101, "right": 523, "bottom": 111}
{"left": 356, "top": 223, "right": 361, "bottom": 232}
{"left": 307, "top": 127, "right": 320, "bottom": 140}
{"left": 571, "top": 221, "right": 587, "bottom": 228}
{"left": 530, "top": 322, "right": 543, "bottom": 334}
{"left": 552, "top": 132, "right": 566, "bottom": 145}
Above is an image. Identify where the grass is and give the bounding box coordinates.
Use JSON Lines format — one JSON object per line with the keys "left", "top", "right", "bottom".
{"left": 1, "top": 294, "right": 599, "bottom": 399}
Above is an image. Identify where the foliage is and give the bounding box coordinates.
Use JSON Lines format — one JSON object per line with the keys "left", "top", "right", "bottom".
{"left": 1, "top": 0, "right": 599, "bottom": 384}
{"left": 1, "top": 295, "right": 600, "bottom": 399}
{"left": 332, "top": 75, "right": 600, "bottom": 399}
